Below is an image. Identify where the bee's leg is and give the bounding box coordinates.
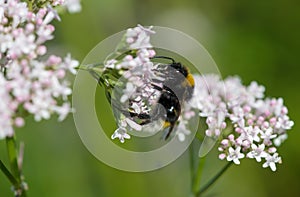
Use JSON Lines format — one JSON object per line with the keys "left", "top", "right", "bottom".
{"left": 139, "top": 119, "right": 151, "bottom": 125}
{"left": 163, "top": 123, "right": 175, "bottom": 140}
{"left": 151, "top": 83, "right": 164, "bottom": 91}
{"left": 151, "top": 56, "right": 175, "bottom": 64}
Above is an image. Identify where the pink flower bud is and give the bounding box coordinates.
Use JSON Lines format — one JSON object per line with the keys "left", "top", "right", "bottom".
{"left": 264, "top": 110, "right": 271, "bottom": 117}
{"left": 268, "top": 147, "right": 277, "bottom": 153}
{"left": 281, "top": 107, "right": 288, "bottom": 115}
{"left": 263, "top": 121, "right": 270, "bottom": 128}
{"left": 37, "top": 45, "right": 47, "bottom": 56}
{"left": 270, "top": 99, "right": 277, "bottom": 106}
{"left": 2, "top": 17, "right": 8, "bottom": 24}
{"left": 48, "top": 55, "right": 62, "bottom": 65}
{"left": 221, "top": 139, "right": 229, "bottom": 147}
{"left": 205, "top": 129, "right": 212, "bottom": 137}
{"left": 243, "top": 105, "right": 251, "bottom": 113}
{"left": 221, "top": 122, "right": 227, "bottom": 129}
{"left": 38, "top": 8, "right": 47, "bottom": 18}
{"left": 215, "top": 129, "right": 221, "bottom": 136}
{"left": 270, "top": 117, "right": 277, "bottom": 126}
{"left": 247, "top": 119, "right": 254, "bottom": 125}
{"left": 228, "top": 134, "right": 235, "bottom": 141}
{"left": 36, "top": 18, "right": 43, "bottom": 25}
{"left": 126, "top": 37, "right": 134, "bottom": 44}
{"left": 26, "top": 23, "right": 35, "bottom": 33}
{"left": 235, "top": 127, "right": 242, "bottom": 133}
{"left": 56, "top": 69, "right": 66, "bottom": 78}
{"left": 219, "top": 153, "right": 226, "bottom": 160}
{"left": 15, "top": 117, "right": 25, "bottom": 127}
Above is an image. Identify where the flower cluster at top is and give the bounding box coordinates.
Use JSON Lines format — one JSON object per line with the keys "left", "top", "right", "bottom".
{"left": 190, "top": 75, "right": 294, "bottom": 171}
{"left": 0, "top": 0, "right": 81, "bottom": 139}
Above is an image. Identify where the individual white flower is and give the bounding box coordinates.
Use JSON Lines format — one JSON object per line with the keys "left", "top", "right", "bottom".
{"left": 243, "top": 126, "right": 261, "bottom": 143}
{"left": 52, "top": 0, "right": 65, "bottom": 6}
{"left": 44, "top": 5, "right": 61, "bottom": 24}
{"left": 262, "top": 153, "right": 282, "bottom": 171}
{"left": 52, "top": 103, "right": 72, "bottom": 121}
{"left": 247, "top": 144, "right": 268, "bottom": 162}
{"left": 260, "top": 128, "right": 277, "bottom": 146}
{"left": 61, "top": 53, "right": 79, "bottom": 74}
{"left": 273, "top": 134, "right": 288, "bottom": 147}
{"left": 63, "top": 0, "right": 82, "bottom": 13}
{"left": 226, "top": 146, "right": 245, "bottom": 165}
{"left": 111, "top": 127, "right": 131, "bottom": 143}
{"left": 104, "top": 59, "right": 117, "bottom": 69}
{"left": 276, "top": 115, "right": 294, "bottom": 130}
{"left": 247, "top": 81, "right": 265, "bottom": 99}
{"left": 229, "top": 106, "right": 245, "bottom": 128}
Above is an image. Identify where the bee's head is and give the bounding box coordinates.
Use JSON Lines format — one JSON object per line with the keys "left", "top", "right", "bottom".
{"left": 151, "top": 56, "right": 189, "bottom": 77}
{"left": 170, "top": 62, "right": 188, "bottom": 77}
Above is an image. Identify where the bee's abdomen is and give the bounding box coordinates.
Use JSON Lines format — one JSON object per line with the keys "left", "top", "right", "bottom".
{"left": 158, "top": 90, "right": 181, "bottom": 123}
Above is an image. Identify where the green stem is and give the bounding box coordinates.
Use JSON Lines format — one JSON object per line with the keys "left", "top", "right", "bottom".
{"left": 189, "top": 142, "right": 194, "bottom": 193}
{"left": 196, "top": 162, "right": 232, "bottom": 197}
{"left": 6, "top": 137, "right": 21, "bottom": 181}
{"left": 0, "top": 160, "right": 19, "bottom": 187}
{"left": 77, "top": 62, "right": 104, "bottom": 71}
{"left": 192, "top": 157, "right": 206, "bottom": 194}
{"left": 6, "top": 137, "right": 27, "bottom": 197}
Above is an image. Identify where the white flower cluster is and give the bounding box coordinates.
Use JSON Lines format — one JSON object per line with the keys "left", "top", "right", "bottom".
{"left": 106, "top": 25, "right": 161, "bottom": 143}
{"left": 0, "top": 0, "right": 79, "bottom": 139}
{"left": 190, "top": 74, "right": 294, "bottom": 171}
{"left": 106, "top": 25, "right": 196, "bottom": 143}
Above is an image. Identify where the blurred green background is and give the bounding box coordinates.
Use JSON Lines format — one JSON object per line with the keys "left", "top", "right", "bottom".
{"left": 1, "top": 0, "right": 300, "bottom": 196}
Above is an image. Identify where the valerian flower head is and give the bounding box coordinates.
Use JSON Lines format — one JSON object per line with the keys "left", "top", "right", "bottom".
{"left": 0, "top": 0, "right": 80, "bottom": 140}
{"left": 190, "top": 74, "right": 293, "bottom": 171}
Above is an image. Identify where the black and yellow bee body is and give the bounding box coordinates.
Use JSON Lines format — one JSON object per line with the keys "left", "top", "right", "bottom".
{"left": 152, "top": 56, "right": 194, "bottom": 139}
{"left": 116, "top": 56, "right": 195, "bottom": 140}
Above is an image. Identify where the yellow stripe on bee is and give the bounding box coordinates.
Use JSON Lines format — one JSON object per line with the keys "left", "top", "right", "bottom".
{"left": 163, "top": 121, "right": 171, "bottom": 128}
{"left": 186, "top": 73, "right": 195, "bottom": 87}
{"left": 182, "top": 73, "right": 195, "bottom": 87}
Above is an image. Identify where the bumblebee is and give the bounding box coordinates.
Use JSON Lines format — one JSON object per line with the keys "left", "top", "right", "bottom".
{"left": 125, "top": 56, "right": 195, "bottom": 139}
{"left": 110, "top": 56, "right": 194, "bottom": 139}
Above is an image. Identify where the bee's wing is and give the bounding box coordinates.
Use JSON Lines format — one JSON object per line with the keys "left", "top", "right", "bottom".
{"left": 198, "top": 136, "right": 217, "bottom": 157}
